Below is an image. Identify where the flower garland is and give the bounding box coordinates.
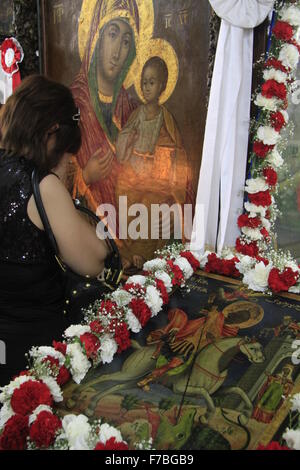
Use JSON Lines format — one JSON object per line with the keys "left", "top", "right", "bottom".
{"left": 0, "top": 244, "right": 200, "bottom": 450}
{"left": 200, "top": 0, "right": 300, "bottom": 295}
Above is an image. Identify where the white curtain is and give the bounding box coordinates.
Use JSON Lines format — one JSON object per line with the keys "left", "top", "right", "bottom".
{"left": 190, "top": 0, "right": 274, "bottom": 254}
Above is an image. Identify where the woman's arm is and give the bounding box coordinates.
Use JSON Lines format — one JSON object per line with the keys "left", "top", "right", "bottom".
{"left": 27, "top": 174, "right": 109, "bottom": 277}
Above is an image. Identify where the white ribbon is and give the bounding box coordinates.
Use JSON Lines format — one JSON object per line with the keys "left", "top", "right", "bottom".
{"left": 0, "top": 69, "right": 12, "bottom": 104}
{"left": 191, "top": 0, "right": 274, "bottom": 255}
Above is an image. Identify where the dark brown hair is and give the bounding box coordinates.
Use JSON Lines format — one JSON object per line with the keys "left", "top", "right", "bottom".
{"left": 141, "top": 56, "right": 169, "bottom": 96}
{"left": 0, "top": 75, "right": 81, "bottom": 171}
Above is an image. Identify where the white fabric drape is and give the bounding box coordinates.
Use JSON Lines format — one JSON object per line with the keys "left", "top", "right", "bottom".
{"left": 190, "top": 0, "right": 274, "bottom": 254}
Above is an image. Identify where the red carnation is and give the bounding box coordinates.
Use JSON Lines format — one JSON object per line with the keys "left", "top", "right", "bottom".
{"left": 129, "top": 298, "right": 152, "bottom": 327}
{"left": 270, "top": 111, "right": 286, "bottom": 132}
{"left": 180, "top": 251, "right": 200, "bottom": 271}
{"left": 263, "top": 167, "right": 278, "bottom": 186}
{"left": 99, "top": 300, "right": 117, "bottom": 315}
{"left": 221, "top": 258, "right": 241, "bottom": 278}
{"left": 237, "top": 214, "right": 261, "bottom": 229}
{"left": 260, "top": 227, "right": 270, "bottom": 239}
{"left": 273, "top": 20, "right": 294, "bottom": 41}
{"left": 167, "top": 259, "right": 185, "bottom": 286}
{"left": 268, "top": 267, "right": 299, "bottom": 293}
{"left": 205, "top": 254, "right": 240, "bottom": 278}
{"left": 262, "top": 79, "right": 287, "bottom": 100}
{"left": 80, "top": 332, "right": 100, "bottom": 359}
{"left": 90, "top": 320, "right": 104, "bottom": 334}
{"left": 205, "top": 253, "right": 222, "bottom": 273}
{"left": 114, "top": 323, "right": 131, "bottom": 353}
{"left": 0, "top": 415, "right": 29, "bottom": 450}
{"left": 52, "top": 341, "right": 67, "bottom": 355}
{"left": 29, "top": 411, "right": 62, "bottom": 448}
{"left": 11, "top": 380, "right": 53, "bottom": 416}
{"left": 123, "top": 283, "right": 145, "bottom": 295}
{"left": 248, "top": 190, "right": 272, "bottom": 207}
{"left": 94, "top": 437, "right": 129, "bottom": 450}
{"left": 57, "top": 365, "right": 71, "bottom": 386}
{"left": 155, "top": 279, "right": 169, "bottom": 305}
{"left": 255, "top": 256, "right": 269, "bottom": 266}
{"left": 236, "top": 238, "right": 259, "bottom": 257}
{"left": 41, "top": 356, "right": 70, "bottom": 386}
{"left": 253, "top": 141, "right": 275, "bottom": 158}
{"left": 264, "top": 58, "right": 288, "bottom": 73}
{"left": 257, "top": 441, "right": 291, "bottom": 451}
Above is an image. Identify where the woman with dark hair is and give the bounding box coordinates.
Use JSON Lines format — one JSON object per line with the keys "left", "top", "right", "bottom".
{"left": 0, "top": 75, "right": 109, "bottom": 386}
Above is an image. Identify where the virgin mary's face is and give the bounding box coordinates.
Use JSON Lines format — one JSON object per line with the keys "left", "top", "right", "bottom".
{"left": 98, "top": 19, "right": 133, "bottom": 83}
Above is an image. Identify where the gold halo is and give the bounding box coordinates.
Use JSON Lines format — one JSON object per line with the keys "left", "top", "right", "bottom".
{"left": 78, "top": 0, "right": 154, "bottom": 62}
{"left": 78, "top": 0, "right": 98, "bottom": 60}
{"left": 127, "top": 38, "right": 179, "bottom": 105}
{"left": 222, "top": 301, "right": 264, "bottom": 329}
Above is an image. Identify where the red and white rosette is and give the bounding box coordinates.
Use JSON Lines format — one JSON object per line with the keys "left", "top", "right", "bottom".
{"left": 0, "top": 37, "right": 24, "bottom": 91}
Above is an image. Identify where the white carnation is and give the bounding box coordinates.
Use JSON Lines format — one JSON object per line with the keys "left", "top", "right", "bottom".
{"left": 290, "top": 393, "right": 300, "bottom": 413}
{"left": 257, "top": 126, "right": 281, "bottom": 146}
{"left": 243, "top": 261, "right": 272, "bottom": 292}
{"left": 245, "top": 177, "right": 269, "bottom": 194}
{"left": 111, "top": 289, "right": 132, "bottom": 307}
{"left": 30, "top": 346, "right": 65, "bottom": 366}
{"left": 29, "top": 405, "right": 53, "bottom": 426}
{"left": 283, "top": 428, "right": 300, "bottom": 450}
{"left": 155, "top": 270, "right": 173, "bottom": 293}
{"left": 244, "top": 202, "right": 266, "bottom": 218}
{"left": 62, "top": 414, "right": 91, "bottom": 450}
{"left": 279, "top": 44, "right": 299, "bottom": 69}
{"left": 241, "top": 227, "right": 263, "bottom": 241}
{"left": 145, "top": 285, "right": 163, "bottom": 317}
{"left": 143, "top": 258, "right": 167, "bottom": 272}
{"left": 198, "top": 250, "right": 211, "bottom": 268}
{"left": 281, "top": 109, "right": 289, "bottom": 124}
{"left": 65, "top": 324, "right": 91, "bottom": 338}
{"left": 125, "top": 308, "right": 142, "bottom": 333}
{"left": 265, "top": 148, "right": 284, "bottom": 168}
{"left": 40, "top": 376, "right": 63, "bottom": 402}
{"left": 263, "top": 68, "right": 287, "bottom": 84}
{"left": 98, "top": 422, "right": 123, "bottom": 444}
{"left": 126, "top": 275, "right": 147, "bottom": 285}
{"left": 261, "top": 217, "right": 271, "bottom": 232}
{"left": 174, "top": 257, "right": 194, "bottom": 279}
{"left": 280, "top": 6, "right": 300, "bottom": 26}
{"left": 254, "top": 93, "right": 280, "bottom": 111}
{"left": 0, "top": 402, "right": 14, "bottom": 428}
{"left": 235, "top": 255, "right": 256, "bottom": 275}
{"left": 100, "top": 335, "right": 118, "bottom": 364}
{"left": 66, "top": 343, "right": 91, "bottom": 384}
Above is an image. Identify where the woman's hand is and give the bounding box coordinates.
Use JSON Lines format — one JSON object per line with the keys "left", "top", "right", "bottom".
{"left": 82, "top": 147, "right": 114, "bottom": 185}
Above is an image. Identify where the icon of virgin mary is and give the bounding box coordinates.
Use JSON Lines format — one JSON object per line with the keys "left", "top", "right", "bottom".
{"left": 69, "top": 0, "right": 139, "bottom": 218}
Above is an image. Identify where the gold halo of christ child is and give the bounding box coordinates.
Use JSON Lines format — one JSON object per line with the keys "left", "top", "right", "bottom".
{"left": 115, "top": 56, "right": 190, "bottom": 270}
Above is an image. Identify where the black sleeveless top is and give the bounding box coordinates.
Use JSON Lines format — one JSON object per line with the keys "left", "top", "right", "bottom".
{"left": 0, "top": 150, "right": 68, "bottom": 386}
